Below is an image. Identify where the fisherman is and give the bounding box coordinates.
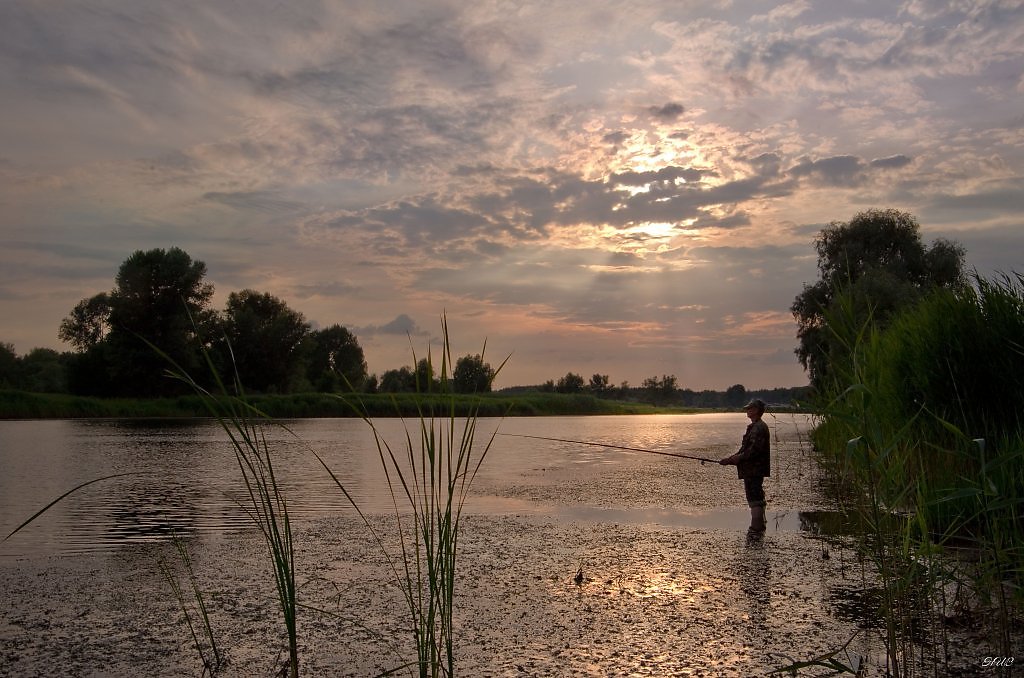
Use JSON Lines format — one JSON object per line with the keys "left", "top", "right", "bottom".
{"left": 719, "top": 398, "right": 771, "bottom": 532}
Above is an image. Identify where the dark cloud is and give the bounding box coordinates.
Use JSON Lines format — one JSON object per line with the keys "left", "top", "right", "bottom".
{"left": 869, "top": 155, "right": 913, "bottom": 170}
{"left": 357, "top": 314, "right": 429, "bottom": 337}
{"left": 309, "top": 158, "right": 802, "bottom": 257}
{"left": 602, "top": 131, "right": 630, "bottom": 147}
{"left": 648, "top": 102, "right": 685, "bottom": 121}
{"left": 928, "top": 181, "right": 1024, "bottom": 213}
{"left": 746, "top": 153, "right": 782, "bottom": 177}
{"left": 202, "top": 191, "right": 303, "bottom": 213}
{"left": 291, "top": 280, "right": 362, "bottom": 299}
{"left": 787, "top": 155, "right": 866, "bottom": 186}
{"left": 610, "top": 166, "right": 711, "bottom": 187}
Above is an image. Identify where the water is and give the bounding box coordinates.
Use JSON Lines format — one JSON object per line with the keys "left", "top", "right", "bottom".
{"left": 5, "top": 414, "right": 987, "bottom": 676}
{"left": 0, "top": 413, "right": 825, "bottom": 557}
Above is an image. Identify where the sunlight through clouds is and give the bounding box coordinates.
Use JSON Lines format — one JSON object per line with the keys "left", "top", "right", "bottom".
{"left": 1, "top": 0, "right": 1022, "bottom": 388}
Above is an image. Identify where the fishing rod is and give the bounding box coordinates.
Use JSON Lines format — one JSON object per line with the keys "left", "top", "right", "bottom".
{"left": 496, "top": 432, "right": 719, "bottom": 464}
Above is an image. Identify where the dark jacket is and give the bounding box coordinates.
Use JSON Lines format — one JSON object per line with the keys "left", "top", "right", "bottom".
{"left": 730, "top": 418, "right": 771, "bottom": 479}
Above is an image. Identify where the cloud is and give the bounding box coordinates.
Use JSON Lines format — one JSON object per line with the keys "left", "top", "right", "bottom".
{"left": 787, "top": 155, "right": 866, "bottom": 186}
{"left": 357, "top": 314, "right": 430, "bottom": 337}
{"left": 202, "top": 191, "right": 303, "bottom": 213}
{"left": 648, "top": 102, "right": 685, "bottom": 121}
{"left": 291, "top": 280, "right": 362, "bottom": 300}
{"left": 869, "top": 154, "right": 913, "bottom": 170}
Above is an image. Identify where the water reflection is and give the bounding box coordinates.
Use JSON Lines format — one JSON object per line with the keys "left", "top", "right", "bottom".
{"left": 0, "top": 414, "right": 821, "bottom": 557}
{"left": 738, "top": 532, "right": 771, "bottom": 632}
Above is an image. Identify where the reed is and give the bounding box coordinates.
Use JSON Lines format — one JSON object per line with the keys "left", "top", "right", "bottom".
{"left": 164, "top": 343, "right": 301, "bottom": 678}
{"left": 320, "top": 315, "right": 510, "bottom": 677}
{"left": 810, "top": 275, "right": 1024, "bottom": 676}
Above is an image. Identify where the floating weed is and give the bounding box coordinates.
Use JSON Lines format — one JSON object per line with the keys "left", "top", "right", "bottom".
{"left": 159, "top": 533, "right": 224, "bottom": 676}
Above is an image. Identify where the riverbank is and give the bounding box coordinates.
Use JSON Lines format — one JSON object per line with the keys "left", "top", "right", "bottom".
{"left": 0, "top": 389, "right": 713, "bottom": 419}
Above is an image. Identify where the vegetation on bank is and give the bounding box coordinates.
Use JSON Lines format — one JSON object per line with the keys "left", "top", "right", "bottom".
{"left": 0, "top": 388, "right": 719, "bottom": 419}
{"left": 795, "top": 209, "right": 1022, "bottom": 676}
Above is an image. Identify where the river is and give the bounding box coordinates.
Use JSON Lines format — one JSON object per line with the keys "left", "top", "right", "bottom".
{"left": 0, "top": 413, "right": 826, "bottom": 558}
{"left": 1, "top": 413, "right": 970, "bottom": 676}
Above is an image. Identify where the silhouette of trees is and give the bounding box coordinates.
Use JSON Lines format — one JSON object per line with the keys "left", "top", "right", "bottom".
{"left": 306, "top": 324, "right": 367, "bottom": 392}
{"left": 792, "top": 209, "right": 965, "bottom": 390}
{"left": 218, "top": 290, "right": 309, "bottom": 393}
{"left": 453, "top": 354, "right": 495, "bottom": 393}
{"left": 60, "top": 247, "right": 215, "bottom": 396}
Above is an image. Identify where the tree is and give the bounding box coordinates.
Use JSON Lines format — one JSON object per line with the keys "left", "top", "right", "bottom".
{"left": 556, "top": 372, "right": 585, "bottom": 393}
{"left": 306, "top": 325, "right": 367, "bottom": 392}
{"left": 414, "top": 358, "right": 440, "bottom": 392}
{"left": 588, "top": 374, "right": 610, "bottom": 393}
{"left": 58, "top": 293, "right": 110, "bottom": 351}
{"left": 219, "top": 289, "right": 310, "bottom": 393}
{"left": 791, "top": 209, "right": 965, "bottom": 390}
{"left": 380, "top": 366, "right": 415, "bottom": 393}
{"left": 61, "top": 247, "right": 215, "bottom": 396}
{"left": 725, "top": 384, "right": 747, "bottom": 407}
{"left": 452, "top": 354, "right": 495, "bottom": 393}
{"left": 0, "top": 342, "right": 18, "bottom": 388}
{"left": 19, "top": 348, "right": 68, "bottom": 393}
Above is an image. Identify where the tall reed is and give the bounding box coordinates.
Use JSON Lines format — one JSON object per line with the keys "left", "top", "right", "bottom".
{"left": 165, "top": 344, "right": 301, "bottom": 678}
{"left": 321, "top": 316, "right": 509, "bottom": 677}
{"left": 811, "top": 275, "right": 1024, "bottom": 676}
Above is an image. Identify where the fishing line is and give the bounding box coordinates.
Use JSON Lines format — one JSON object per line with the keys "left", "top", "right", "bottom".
{"left": 496, "top": 432, "right": 718, "bottom": 464}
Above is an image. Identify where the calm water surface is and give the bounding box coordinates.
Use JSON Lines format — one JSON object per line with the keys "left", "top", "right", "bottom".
{"left": 0, "top": 414, "right": 822, "bottom": 557}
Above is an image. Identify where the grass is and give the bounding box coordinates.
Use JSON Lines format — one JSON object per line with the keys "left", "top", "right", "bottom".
{"left": 159, "top": 535, "right": 224, "bottom": 675}
{"left": 0, "top": 388, "right": 686, "bottom": 419}
{"left": 807, "top": 274, "right": 1024, "bottom": 677}
{"left": 154, "top": 315, "right": 511, "bottom": 676}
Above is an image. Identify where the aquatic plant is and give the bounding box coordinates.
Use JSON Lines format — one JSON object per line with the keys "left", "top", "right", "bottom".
{"left": 159, "top": 534, "right": 224, "bottom": 675}
{"left": 165, "top": 343, "right": 301, "bottom": 677}
{"left": 809, "top": 275, "right": 1024, "bottom": 676}
{"left": 323, "top": 315, "right": 510, "bottom": 677}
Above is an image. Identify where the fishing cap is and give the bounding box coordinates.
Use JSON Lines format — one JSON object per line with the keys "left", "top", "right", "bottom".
{"left": 743, "top": 398, "right": 766, "bottom": 412}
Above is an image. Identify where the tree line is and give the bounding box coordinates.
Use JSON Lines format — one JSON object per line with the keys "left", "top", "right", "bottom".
{"left": 0, "top": 247, "right": 497, "bottom": 398}
{"left": 6, "top": 207, "right": 967, "bottom": 405}
{"left": 501, "top": 373, "right": 808, "bottom": 409}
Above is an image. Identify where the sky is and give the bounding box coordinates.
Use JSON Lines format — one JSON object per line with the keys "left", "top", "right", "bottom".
{"left": 2, "top": 1, "right": 1022, "bottom": 390}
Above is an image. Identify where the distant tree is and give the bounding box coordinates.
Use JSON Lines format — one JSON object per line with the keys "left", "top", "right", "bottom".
{"left": 453, "top": 354, "right": 495, "bottom": 393}
{"left": 380, "top": 366, "right": 415, "bottom": 393}
{"left": 58, "top": 293, "right": 110, "bottom": 352}
{"left": 792, "top": 209, "right": 966, "bottom": 390}
{"left": 60, "top": 248, "right": 215, "bottom": 396}
{"left": 219, "top": 289, "right": 310, "bottom": 393}
{"left": 539, "top": 380, "right": 555, "bottom": 393}
{"left": 306, "top": 324, "right": 367, "bottom": 392}
{"left": 556, "top": 372, "right": 585, "bottom": 393}
{"left": 414, "top": 358, "right": 440, "bottom": 392}
{"left": 725, "top": 384, "right": 747, "bottom": 407}
{"left": 0, "top": 342, "right": 18, "bottom": 388}
{"left": 588, "top": 374, "right": 610, "bottom": 393}
{"left": 642, "top": 374, "right": 678, "bottom": 404}
{"left": 19, "top": 348, "right": 68, "bottom": 393}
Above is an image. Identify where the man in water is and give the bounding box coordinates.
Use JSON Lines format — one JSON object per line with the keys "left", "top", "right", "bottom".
{"left": 719, "top": 399, "right": 771, "bottom": 532}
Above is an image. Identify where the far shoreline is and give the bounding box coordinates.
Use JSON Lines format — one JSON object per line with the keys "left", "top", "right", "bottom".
{"left": 0, "top": 389, "right": 810, "bottom": 420}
